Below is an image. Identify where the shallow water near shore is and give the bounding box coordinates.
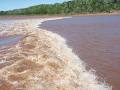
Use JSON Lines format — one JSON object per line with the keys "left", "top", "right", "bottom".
{"left": 41, "top": 15, "right": 120, "bottom": 90}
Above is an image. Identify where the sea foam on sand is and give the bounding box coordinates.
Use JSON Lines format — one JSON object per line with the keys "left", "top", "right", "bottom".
{"left": 0, "top": 18, "right": 111, "bottom": 90}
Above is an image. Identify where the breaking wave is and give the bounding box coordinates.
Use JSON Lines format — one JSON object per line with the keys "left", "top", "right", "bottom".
{"left": 0, "top": 18, "right": 111, "bottom": 90}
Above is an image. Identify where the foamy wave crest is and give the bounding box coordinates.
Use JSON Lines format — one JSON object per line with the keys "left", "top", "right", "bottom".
{"left": 0, "top": 18, "right": 111, "bottom": 90}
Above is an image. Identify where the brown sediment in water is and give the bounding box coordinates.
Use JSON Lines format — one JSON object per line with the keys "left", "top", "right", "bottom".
{"left": 0, "top": 18, "right": 110, "bottom": 90}
{"left": 41, "top": 16, "right": 120, "bottom": 90}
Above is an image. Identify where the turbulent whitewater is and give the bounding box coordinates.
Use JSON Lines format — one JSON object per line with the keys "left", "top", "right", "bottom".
{"left": 0, "top": 18, "right": 111, "bottom": 90}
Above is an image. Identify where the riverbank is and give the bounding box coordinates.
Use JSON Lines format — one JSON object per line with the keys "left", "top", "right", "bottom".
{"left": 0, "top": 18, "right": 111, "bottom": 90}
{"left": 0, "top": 11, "right": 120, "bottom": 20}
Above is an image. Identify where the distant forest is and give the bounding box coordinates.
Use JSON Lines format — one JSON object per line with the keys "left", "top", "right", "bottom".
{"left": 0, "top": 0, "right": 120, "bottom": 15}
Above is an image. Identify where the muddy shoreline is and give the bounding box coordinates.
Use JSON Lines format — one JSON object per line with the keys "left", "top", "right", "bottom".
{"left": 0, "top": 11, "right": 120, "bottom": 20}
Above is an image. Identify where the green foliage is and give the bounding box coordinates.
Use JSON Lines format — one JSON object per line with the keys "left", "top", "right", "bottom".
{"left": 0, "top": 0, "right": 120, "bottom": 15}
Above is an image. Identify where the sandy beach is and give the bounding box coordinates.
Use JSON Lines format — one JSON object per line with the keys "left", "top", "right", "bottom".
{"left": 0, "top": 17, "right": 111, "bottom": 90}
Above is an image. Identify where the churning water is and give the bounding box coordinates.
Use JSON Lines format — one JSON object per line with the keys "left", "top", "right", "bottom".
{"left": 0, "top": 18, "right": 111, "bottom": 90}
{"left": 41, "top": 15, "right": 120, "bottom": 90}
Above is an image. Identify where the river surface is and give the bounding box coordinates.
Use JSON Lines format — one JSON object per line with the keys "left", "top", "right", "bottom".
{"left": 0, "top": 20, "right": 24, "bottom": 70}
{"left": 41, "top": 15, "right": 120, "bottom": 90}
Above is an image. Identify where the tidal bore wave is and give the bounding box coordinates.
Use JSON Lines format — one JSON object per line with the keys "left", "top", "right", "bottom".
{"left": 0, "top": 18, "right": 111, "bottom": 90}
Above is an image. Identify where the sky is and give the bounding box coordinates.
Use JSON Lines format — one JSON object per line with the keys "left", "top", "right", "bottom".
{"left": 0, "top": 0, "right": 70, "bottom": 11}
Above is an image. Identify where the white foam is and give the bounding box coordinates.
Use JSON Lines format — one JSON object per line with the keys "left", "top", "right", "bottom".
{"left": 0, "top": 17, "right": 111, "bottom": 90}
{"left": 0, "top": 60, "right": 9, "bottom": 64}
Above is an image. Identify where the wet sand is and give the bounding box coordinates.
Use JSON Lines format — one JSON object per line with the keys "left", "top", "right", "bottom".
{"left": 41, "top": 15, "right": 120, "bottom": 90}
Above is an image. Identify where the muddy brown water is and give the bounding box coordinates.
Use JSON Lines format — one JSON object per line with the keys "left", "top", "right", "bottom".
{"left": 41, "top": 15, "right": 120, "bottom": 90}
{"left": 0, "top": 34, "right": 23, "bottom": 69}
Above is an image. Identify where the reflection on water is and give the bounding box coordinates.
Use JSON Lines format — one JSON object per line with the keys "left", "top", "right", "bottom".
{"left": 0, "top": 20, "right": 15, "bottom": 25}
{"left": 41, "top": 15, "right": 120, "bottom": 90}
{"left": 0, "top": 35, "right": 23, "bottom": 46}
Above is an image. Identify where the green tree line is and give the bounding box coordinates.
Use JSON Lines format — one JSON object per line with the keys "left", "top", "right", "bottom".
{"left": 0, "top": 0, "right": 120, "bottom": 15}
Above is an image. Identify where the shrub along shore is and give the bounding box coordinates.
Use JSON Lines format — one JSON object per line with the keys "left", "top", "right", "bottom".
{"left": 0, "top": 0, "right": 120, "bottom": 15}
